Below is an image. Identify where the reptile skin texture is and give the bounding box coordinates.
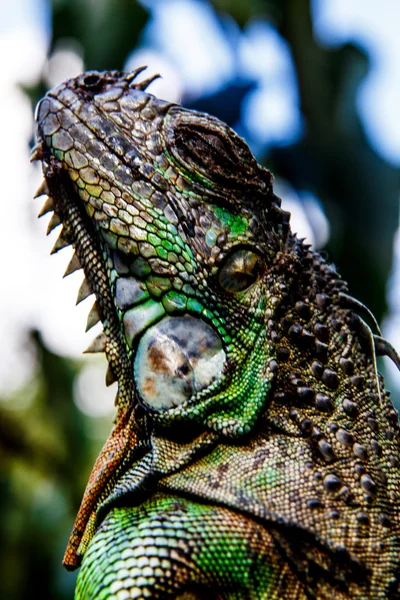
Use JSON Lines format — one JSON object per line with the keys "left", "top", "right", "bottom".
{"left": 33, "top": 69, "right": 400, "bottom": 599}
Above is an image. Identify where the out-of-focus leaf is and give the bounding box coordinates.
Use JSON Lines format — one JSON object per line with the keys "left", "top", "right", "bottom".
{"left": 268, "top": 0, "right": 400, "bottom": 321}
{"left": 0, "top": 331, "right": 88, "bottom": 600}
{"left": 211, "top": 0, "right": 271, "bottom": 28}
{"left": 50, "top": 0, "right": 149, "bottom": 71}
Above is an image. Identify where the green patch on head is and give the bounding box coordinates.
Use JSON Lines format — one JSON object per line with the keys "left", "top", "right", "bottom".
{"left": 151, "top": 305, "right": 272, "bottom": 438}
{"left": 213, "top": 205, "right": 248, "bottom": 236}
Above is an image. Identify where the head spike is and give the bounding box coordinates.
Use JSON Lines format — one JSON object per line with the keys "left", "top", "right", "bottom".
{"left": 374, "top": 335, "right": 400, "bottom": 371}
{"left": 46, "top": 212, "right": 61, "bottom": 235}
{"left": 51, "top": 230, "right": 70, "bottom": 254}
{"left": 34, "top": 180, "right": 49, "bottom": 198}
{"left": 38, "top": 196, "right": 55, "bottom": 217}
{"left": 351, "top": 314, "right": 383, "bottom": 407}
{"left": 126, "top": 66, "right": 147, "bottom": 83}
{"left": 339, "top": 292, "right": 382, "bottom": 336}
{"left": 76, "top": 278, "right": 93, "bottom": 305}
{"left": 86, "top": 302, "right": 101, "bottom": 331}
{"left": 84, "top": 332, "right": 107, "bottom": 354}
{"left": 135, "top": 73, "right": 161, "bottom": 91}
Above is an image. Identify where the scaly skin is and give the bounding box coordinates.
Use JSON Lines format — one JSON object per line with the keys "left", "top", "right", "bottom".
{"left": 33, "top": 69, "right": 400, "bottom": 599}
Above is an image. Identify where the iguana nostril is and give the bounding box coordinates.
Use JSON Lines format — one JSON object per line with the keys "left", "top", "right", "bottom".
{"left": 82, "top": 73, "right": 102, "bottom": 90}
{"left": 84, "top": 74, "right": 99, "bottom": 85}
{"left": 134, "top": 315, "right": 226, "bottom": 410}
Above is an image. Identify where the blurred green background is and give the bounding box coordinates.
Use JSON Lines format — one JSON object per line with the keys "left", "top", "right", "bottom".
{"left": 1, "top": 0, "right": 400, "bottom": 598}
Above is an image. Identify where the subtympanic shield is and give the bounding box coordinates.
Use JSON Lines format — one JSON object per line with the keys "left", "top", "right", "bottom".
{"left": 134, "top": 315, "right": 226, "bottom": 410}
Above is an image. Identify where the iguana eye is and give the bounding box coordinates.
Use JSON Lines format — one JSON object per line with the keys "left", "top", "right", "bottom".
{"left": 218, "top": 249, "right": 262, "bottom": 293}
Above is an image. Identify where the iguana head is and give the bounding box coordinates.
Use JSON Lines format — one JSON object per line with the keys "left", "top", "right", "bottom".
{"left": 34, "top": 69, "right": 400, "bottom": 571}
{"left": 34, "top": 68, "right": 291, "bottom": 438}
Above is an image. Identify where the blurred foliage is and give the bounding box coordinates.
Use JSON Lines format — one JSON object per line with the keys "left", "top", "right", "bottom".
{"left": 212, "top": 0, "right": 400, "bottom": 320}
{"left": 2, "top": 0, "right": 399, "bottom": 598}
{"left": 51, "top": 0, "right": 148, "bottom": 71}
{"left": 0, "top": 332, "right": 111, "bottom": 598}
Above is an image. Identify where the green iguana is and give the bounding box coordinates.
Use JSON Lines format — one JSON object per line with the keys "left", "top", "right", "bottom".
{"left": 32, "top": 68, "right": 400, "bottom": 599}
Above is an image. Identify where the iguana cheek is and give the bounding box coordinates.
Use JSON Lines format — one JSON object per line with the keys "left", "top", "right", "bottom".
{"left": 134, "top": 315, "right": 226, "bottom": 410}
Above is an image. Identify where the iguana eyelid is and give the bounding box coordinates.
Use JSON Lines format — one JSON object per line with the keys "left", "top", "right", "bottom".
{"left": 218, "top": 247, "right": 263, "bottom": 293}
